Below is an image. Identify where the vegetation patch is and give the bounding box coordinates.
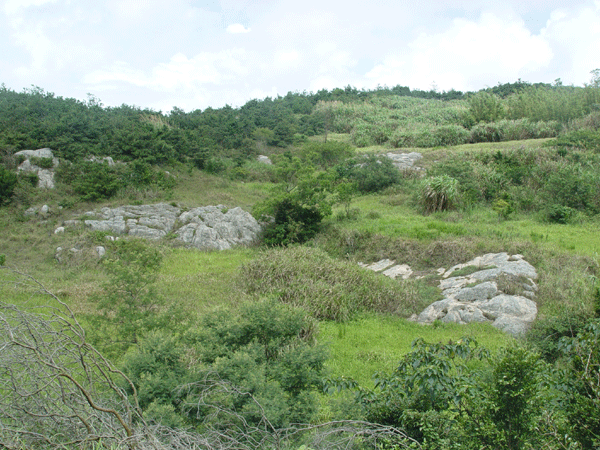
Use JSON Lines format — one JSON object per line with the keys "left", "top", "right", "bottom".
{"left": 240, "top": 246, "right": 431, "bottom": 321}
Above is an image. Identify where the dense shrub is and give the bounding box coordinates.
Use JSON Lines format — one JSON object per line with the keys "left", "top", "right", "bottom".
{"left": 335, "top": 154, "right": 401, "bottom": 193}
{"left": 0, "top": 166, "right": 18, "bottom": 205}
{"left": 261, "top": 197, "right": 324, "bottom": 246}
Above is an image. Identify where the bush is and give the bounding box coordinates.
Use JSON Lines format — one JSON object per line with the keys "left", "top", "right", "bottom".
{"left": 261, "top": 197, "right": 324, "bottom": 246}
{"left": 182, "top": 300, "right": 328, "bottom": 428}
{"left": 0, "top": 166, "right": 18, "bottom": 205}
{"left": 419, "top": 175, "right": 459, "bottom": 213}
{"left": 335, "top": 154, "right": 401, "bottom": 193}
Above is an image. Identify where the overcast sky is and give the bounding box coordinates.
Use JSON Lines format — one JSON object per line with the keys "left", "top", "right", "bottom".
{"left": 1, "top": 0, "right": 599, "bottom": 112}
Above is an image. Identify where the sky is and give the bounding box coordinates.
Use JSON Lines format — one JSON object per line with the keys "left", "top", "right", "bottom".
{"left": 1, "top": 0, "right": 599, "bottom": 113}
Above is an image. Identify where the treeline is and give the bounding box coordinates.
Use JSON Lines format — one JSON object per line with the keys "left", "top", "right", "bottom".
{"left": 0, "top": 83, "right": 462, "bottom": 164}
{"left": 1, "top": 75, "right": 599, "bottom": 165}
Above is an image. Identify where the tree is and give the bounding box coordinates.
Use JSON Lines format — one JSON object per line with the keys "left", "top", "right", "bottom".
{"left": 91, "top": 239, "right": 179, "bottom": 356}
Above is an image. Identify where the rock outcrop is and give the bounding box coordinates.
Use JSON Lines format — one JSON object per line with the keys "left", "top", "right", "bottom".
{"left": 80, "top": 203, "right": 261, "bottom": 250}
{"left": 15, "top": 148, "right": 59, "bottom": 189}
{"left": 362, "top": 252, "right": 539, "bottom": 336}
{"left": 418, "top": 253, "right": 538, "bottom": 336}
{"left": 385, "top": 152, "right": 423, "bottom": 171}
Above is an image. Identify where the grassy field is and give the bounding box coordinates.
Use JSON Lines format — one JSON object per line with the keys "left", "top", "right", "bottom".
{"left": 1, "top": 135, "right": 599, "bottom": 385}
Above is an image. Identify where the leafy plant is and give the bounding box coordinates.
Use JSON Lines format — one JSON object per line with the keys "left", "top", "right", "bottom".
{"left": 419, "top": 175, "right": 459, "bottom": 213}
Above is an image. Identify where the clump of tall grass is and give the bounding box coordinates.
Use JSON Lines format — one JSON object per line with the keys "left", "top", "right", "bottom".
{"left": 239, "top": 246, "right": 429, "bottom": 321}
{"left": 419, "top": 175, "right": 459, "bottom": 213}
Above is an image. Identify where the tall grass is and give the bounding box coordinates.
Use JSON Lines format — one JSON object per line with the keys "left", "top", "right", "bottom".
{"left": 240, "top": 246, "right": 434, "bottom": 321}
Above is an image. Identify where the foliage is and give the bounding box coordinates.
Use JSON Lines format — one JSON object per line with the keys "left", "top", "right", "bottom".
{"left": 120, "top": 331, "right": 189, "bottom": 427}
{"left": 467, "top": 91, "right": 505, "bottom": 124}
{"left": 419, "top": 175, "right": 459, "bottom": 213}
{"left": 332, "top": 338, "right": 488, "bottom": 445}
{"left": 335, "top": 153, "right": 401, "bottom": 193}
{"left": 468, "top": 346, "right": 543, "bottom": 450}
{"left": 90, "top": 239, "right": 178, "bottom": 356}
{"left": 55, "top": 159, "right": 175, "bottom": 202}
{"left": 557, "top": 319, "right": 600, "bottom": 448}
{"left": 240, "top": 246, "right": 427, "bottom": 321}
{"left": 0, "top": 165, "right": 18, "bottom": 205}
{"left": 182, "top": 300, "right": 328, "bottom": 429}
{"left": 300, "top": 140, "right": 355, "bottom": 168}
{"left": 255, "top": 152, "right": 334, "bottom": 246}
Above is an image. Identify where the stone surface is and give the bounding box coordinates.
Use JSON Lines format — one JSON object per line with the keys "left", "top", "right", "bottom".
{"left": 78, "top": 203, "right": 261, "bottom": 250}
{"left": 385, "top": 152, "right": 423, "bottom": 170}
{"left": 416, "top": 253, "right": 539, "bottom": 336}
{"left": 14, "top": 148, "right": 58, "bottom": 189}
{"left": 362, "top": 252, "right": 539, "bottom": 337}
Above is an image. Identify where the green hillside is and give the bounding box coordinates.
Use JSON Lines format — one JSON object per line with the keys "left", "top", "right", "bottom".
{"left": 1, "top": 77, "right": 600, "bottom": 449}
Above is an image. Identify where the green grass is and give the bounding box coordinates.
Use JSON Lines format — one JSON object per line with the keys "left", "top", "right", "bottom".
{"left": 331, "top": 195, "right": 600, "bottom": 257}
{"left": 319, "top": 313, "right": 511, "bottom": 387}
{"left": 158, "top": 247, "right": 256, "bottom": 315}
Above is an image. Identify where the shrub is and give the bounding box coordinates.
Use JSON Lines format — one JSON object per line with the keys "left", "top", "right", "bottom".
{"left": 261, "top": 196, "right": 324, "bottom": 246}
{"left": 29, "top": 156, "right": 54, "bottom": 169}
{"left": 545, "top": 204, "right": 575, "bottom": 224}
{"left": 335, "top": 154, "right": 401, "bottom": 193}
{"left": 419, "top": 175, "right": 459, "bottom": 213}
{"left": 0, "top": 166, "right": 18, "bottom": 205}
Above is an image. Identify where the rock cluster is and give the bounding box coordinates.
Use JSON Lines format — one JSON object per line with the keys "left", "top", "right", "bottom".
{"left": 79, "top": 203, "right": 261, "bottom": 250}
{"left": 419, "top": 253, "right": 538, "bottom": 336}
{"left": 15, "top": 148, "right": 59, "bottom": 189}
{"left": 362, "top": 252, "right": 539, "bottom": 336}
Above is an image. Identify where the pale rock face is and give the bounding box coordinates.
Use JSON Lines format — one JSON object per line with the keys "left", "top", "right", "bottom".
{"left": 14, "top": 148, "right": 59, "bottom": 189}
{"left": 362, "top": 252, "right": 539, "bottom": 337}
{"left": 80, "top": 203, "right": 261, "bottom": 250}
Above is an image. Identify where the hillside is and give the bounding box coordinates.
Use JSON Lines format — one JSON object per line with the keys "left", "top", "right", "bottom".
{"left": 1, "top": 79, "right": 600, "bottom": 449}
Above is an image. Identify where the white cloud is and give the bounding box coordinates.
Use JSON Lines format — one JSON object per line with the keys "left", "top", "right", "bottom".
{"left": 226, "top": 23, "right": 251, "bottom": 34}
{"left": 84, "top": 49, "right": 249, "bottom": 93}
{"left": 4, "top": 0, "right": 58, "bottom": 15}
{"left": 366, "top": 11, "right": 554, "bottom": 91}
{"left": 540, "top": 1, "right": 600, "bottom": 85}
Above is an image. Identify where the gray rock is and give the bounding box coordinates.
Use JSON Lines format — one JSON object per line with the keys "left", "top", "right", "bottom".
{"left": 15, "top": 148, "right": 54, "bottom": 159}
{"left": 54, "top": 227, "right": 65, "bottom": 234}
{"left": 40, "top": 205, "right": 49, "bottom": 214}
{"left": 454, "top": 282, "right": 498, "bottom": 302}
{"left": 383, "top": 264, "right": 412, "bottom": 280}
{"left": 416, "top": 253, "right": 539, "bottom": 337}
{"left": 385, "top": 152, "right": 423, "bottom": 170}
{"left": 79, "top": 203, "right": 261, "bottom": 250}
{"left": 24, "top": 207, "right": 38, "bottom": 216}
{"left": 96, "top": 246, "right": 106, "bottom": 257}
{"left": 15, "top": 148, "right": 58, "bottom": 189}
{"left": 360, "top": 259, "right": 396, "bottom": 272}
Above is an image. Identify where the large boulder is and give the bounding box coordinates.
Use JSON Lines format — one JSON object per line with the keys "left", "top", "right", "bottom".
{"left": 80, "top": 203, "right": 261, "bottom": 250}
{"left": 14, "top": 148, "right": 59, "bottom": 189}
